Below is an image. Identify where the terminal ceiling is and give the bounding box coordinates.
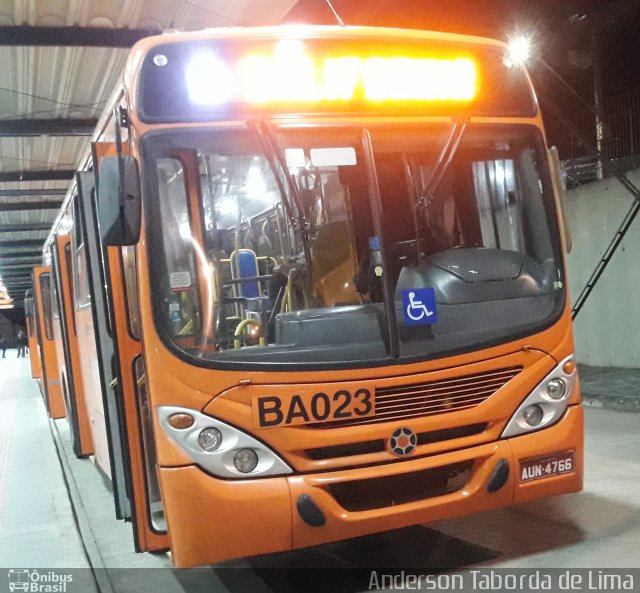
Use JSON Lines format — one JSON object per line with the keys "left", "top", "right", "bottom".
{"left": 0, "top": 0, "right": 297, "bottom": 304}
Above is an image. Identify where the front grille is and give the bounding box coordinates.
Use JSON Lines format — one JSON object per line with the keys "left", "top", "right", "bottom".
{"left": 306, "top": 440, "right": 386, "bottom": 460}
{"left": 305, "top": 423, "right": 487, "bottom": 460}
{"left": 329, "top": 461, "right": 473, "bottom": 512}
{"left": 313, "top": 366, "right": 522, "bottom": 428}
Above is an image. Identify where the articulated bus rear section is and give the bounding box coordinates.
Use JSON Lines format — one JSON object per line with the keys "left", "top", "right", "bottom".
{"left": 35, "top": 26, "right": 583, "bottom": 568}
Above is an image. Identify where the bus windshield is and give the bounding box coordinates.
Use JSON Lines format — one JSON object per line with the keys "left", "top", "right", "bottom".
{"left": 142, "top": 123, "right": 564, "bottom": 368}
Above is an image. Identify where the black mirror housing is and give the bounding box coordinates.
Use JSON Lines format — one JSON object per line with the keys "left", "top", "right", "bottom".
{"left": 98, "top": 156, "right": 141, "bottom": 246}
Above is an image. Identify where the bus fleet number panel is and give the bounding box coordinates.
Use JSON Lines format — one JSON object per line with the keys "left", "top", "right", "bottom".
{"left": 253, "top": 388, "right": 374, "bottom": 428}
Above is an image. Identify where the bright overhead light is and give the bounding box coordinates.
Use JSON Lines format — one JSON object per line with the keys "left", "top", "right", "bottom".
{"left": 506, "top": 35, "right": 533, "bottom": 66}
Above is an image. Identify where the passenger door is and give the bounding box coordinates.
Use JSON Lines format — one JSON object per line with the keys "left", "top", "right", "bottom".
{"left": 32, "top": 267, "right": 66, "bottom": 419}
{"left": 80, "top": 142, "right": 169, "bottom": 553}
{"left": 53, "top": 232, "right": 95, "bottom": 458}
{"left": 24, "top": 292, "right": 42, "bottom": 379}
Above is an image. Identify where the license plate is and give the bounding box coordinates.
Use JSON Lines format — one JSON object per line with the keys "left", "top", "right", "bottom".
{"left": 519, "top": 450, "right": 575, "bottom": 482}
{"left": 253, "top": 388, "right": 375, "bottom": 428}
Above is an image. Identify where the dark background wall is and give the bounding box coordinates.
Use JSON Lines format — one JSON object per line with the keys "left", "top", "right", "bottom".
{"left": 1, "top": 309, "right": 26, "bottom": 347}
{"left": 283, "top": 0, "right": 640, "bottom": 161}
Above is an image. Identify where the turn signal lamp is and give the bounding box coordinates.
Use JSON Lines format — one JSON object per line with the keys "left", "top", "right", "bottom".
{"left": 168, "top": 413, "right": 195, "bottom": 429}
{"left": 185, "top": 41, "right": 476, "bottom": 106}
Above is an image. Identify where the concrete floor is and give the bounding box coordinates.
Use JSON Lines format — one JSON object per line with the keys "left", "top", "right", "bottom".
{"left": 433, "top": 408, "right": 640, "bottom": 568}
{"left": 0, "top": 356, "right": 98, "bottom": 592}
{"left": 1, "top": 352, "right": 639, "bottom": 593}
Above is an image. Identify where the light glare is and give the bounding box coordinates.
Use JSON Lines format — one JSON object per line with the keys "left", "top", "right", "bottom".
{"left": 186, "top": 52, "right": 235, "bottom": 105}
{"left": 507, "top": 35, "right": 532, "bottom": 65}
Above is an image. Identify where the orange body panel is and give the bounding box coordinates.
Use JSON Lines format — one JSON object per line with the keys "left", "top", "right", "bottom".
{"left": 159, "top": 468, "right": 292, "bottom": 567}
{"left": 106, "top": 245, "right": 170, "bottom": 552}
{"left": 159, "top": 404, "right": 582, "bottom": 567}
{"left": 75, "top": 304, "right": 111, "bottom": 475}
{"left": 54, "top": 235, "right": 94, "bottom": 456}
{"left": 33, "top": 267, "right": 65, "bottom": 419}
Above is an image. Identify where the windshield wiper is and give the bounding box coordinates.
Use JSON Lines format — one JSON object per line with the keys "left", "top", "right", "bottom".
{"left": 406, "top": 117, "right": 468, "bottom": 264}
{"left": 249, "top": 119, "right": 314, "bottom": 290}
{"left": 248, "top": 120, "right": 298, "bottom": 231}
{"left": 416, "top": 118, "right": 468, "bottom": 210}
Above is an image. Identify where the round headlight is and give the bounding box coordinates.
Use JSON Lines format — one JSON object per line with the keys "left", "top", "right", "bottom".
{"left": 198, "top": 427, "right": 222, "bottom": 452}
{"left": 523, "top": 404, "right": 544, "bottom": 426}
{"left": 234, "top": 448, "right": 259, "bottom": 473}
{"left": 547, "top": 378, "right": 567, "bottom": 400}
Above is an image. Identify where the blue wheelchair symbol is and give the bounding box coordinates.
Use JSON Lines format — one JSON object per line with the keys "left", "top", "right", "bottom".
{"left": 402, "top": 288, "right": 437, "bottom": 325}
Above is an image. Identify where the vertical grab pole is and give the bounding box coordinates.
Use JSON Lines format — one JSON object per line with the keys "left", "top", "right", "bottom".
{"left": 361, "top": 129, "right": 399, "bottom": 358}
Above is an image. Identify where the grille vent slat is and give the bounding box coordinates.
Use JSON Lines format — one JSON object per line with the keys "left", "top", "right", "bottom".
{"left": 376, "top": 394, "right": 491, "bottom": 417}
{"left": 310, "top": 366, "right": 522, "bottom": 428}
{"left": 375, "top": 377, "right": 514, "bottom": 400}
{"left": 376, "top": 385, "right": 505, "bottom": 408}
{"left": 375, "top": 368, "right": 520, "bottom": 396}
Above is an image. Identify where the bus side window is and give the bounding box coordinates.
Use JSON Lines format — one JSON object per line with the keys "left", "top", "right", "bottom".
{"left": 156, "top": 159, "right": 199, "bottom": 341}
{"left": 122, "top": 246, "right": 141, "bottom": 340}
{"left": 41, "top": 274, "right": 54, "bottom": 341}
{"left": 72, "top": 195, "right": 91, "bottom": 312}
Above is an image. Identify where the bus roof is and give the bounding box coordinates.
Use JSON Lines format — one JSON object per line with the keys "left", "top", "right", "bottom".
{"left": 119, "top": 25, "right": 536, "bottom": 125}
{"left": 131, "top": 25, "right": 507, "bottom": 53}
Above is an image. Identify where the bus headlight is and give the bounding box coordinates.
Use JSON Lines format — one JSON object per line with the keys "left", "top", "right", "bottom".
{"left": 234, "top": 448, "right": 259, "bottom": 473}
{"left": 198, "top": 427, "right": 222, "bottom": 452}
{"left": 158, "top": 406, "right": 292, "bottom": 479}
{"left": 523, "top": 404, "right": 544, "bottom": 426}
{"left": 502, "top": 355, "right": 577, "bottom": 438}
{"left": 546, "top": 378, "right": 566, "bottom": 400}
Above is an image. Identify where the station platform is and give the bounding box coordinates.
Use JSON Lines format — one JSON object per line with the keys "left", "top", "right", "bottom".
{"left": 1, "top": 352, "right": 639, "bottom": 592}
{"left": 579, "top": 364, "right": 640, "bottom": 412}
{"left": 0, "top": 357, "right": 91, "bottom": 569}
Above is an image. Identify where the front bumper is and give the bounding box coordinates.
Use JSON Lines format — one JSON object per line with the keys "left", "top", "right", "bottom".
{"left": 159, "top": 404, "right": 583, "bottom": 568}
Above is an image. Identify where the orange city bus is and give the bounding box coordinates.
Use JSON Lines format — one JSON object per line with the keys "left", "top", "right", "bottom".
{"left": 31, "top": 266, "right": 66, "bottom": 419}
{"left": 24, "top": 289, "right": 41, "bottom": 379}
{"left": 39, "top": 175, "right": 132, "bottom": 516}
{"left": 47, "top": 26, "right": 583, "bottom": 567}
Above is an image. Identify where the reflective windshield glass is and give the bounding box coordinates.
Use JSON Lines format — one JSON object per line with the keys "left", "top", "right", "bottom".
{"left": 142, "top": 124, "right": 563, "bottom": 368}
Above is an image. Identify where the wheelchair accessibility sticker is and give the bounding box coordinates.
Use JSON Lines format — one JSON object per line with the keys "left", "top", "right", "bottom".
{"left": 402, "top": 288, "right": 437, "bottom": 325}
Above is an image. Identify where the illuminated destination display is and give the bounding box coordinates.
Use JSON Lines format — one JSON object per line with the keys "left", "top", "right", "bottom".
{"left": 138, "top": 35, "right": 537, "bottom": 122}
{"left": 184, "top": 41, "right": 476, "bottom": 105}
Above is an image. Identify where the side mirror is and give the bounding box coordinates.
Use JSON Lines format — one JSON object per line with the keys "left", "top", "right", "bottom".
{"left": 97, "top": 156, "right": 141, "bottom": 246}
{"left": 548, "top": 146, "right": 572, "bottom": 254}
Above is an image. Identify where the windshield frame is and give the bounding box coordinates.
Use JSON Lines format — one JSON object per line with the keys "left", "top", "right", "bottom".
{"left": 140, "top": 121, "right": 566, "bottom": 372}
